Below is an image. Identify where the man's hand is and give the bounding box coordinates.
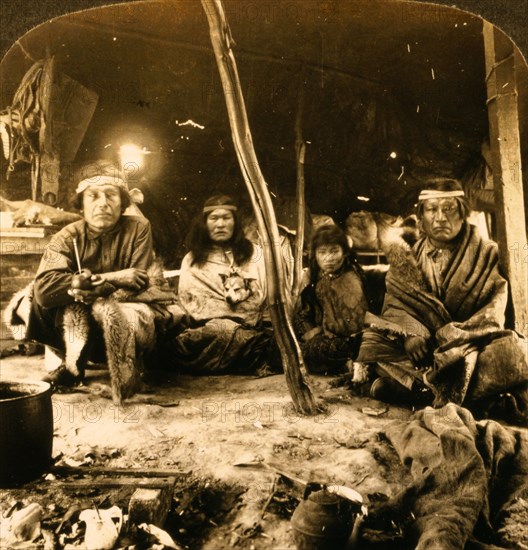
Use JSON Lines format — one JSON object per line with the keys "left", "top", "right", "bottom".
{"left": 404, "top": 335, "right": 429, "bottom": 367}
{"left": 101, "top": 269, "right": 149, "bottom": 291}
{"left": 68, "top": 285, "right": 108, "bottom": 305}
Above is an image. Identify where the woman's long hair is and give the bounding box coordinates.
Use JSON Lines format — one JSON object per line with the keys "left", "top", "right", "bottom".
{"left": 186, "top": 196, "right": 254, "bottom": 267}
{"left": 308, "top": 224, "right": 365, "bottom": 287}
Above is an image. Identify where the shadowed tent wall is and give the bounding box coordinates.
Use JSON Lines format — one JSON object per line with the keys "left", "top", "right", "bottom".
{"left": 0, "top": 0, "right": 526, "bottom": 268}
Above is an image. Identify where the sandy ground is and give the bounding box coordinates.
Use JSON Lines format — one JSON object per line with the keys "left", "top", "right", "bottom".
{"left": 0, "top": 351, "right": 417, "bottom": 549}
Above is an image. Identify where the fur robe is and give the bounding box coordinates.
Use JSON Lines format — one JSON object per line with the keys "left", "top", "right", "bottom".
{"left": 294, "top": 267, "right": 368, "bottom": 373}
{"left": 178, "top": 245, "right": 267, "bottom": 327}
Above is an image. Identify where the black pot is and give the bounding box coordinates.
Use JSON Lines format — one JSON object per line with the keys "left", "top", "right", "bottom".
{"left": 0, "top": 380, "right": 53, "bottom": 487}
{"left": 291, "top": 484, "right": 358, "bottom": 550}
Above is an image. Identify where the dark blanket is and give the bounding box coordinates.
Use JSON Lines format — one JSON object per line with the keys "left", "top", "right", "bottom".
{"left": 168, "top": 318, "right": 270, "bottom": 374}
{"left": 377, "top": 222, "right": 506, "bottom": 334}
{"left": 380, "top": 404, "right": 528, "bottom": 549}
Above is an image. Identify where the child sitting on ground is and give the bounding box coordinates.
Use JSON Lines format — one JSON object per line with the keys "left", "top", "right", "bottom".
{"left": 294, "top": 225, "right": 369, "bottom": 375}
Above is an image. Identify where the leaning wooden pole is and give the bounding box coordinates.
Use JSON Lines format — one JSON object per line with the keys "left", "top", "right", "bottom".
{"left": 201, "top": 0, "right": 318, "bottom": 414}
{"left": 292, "top": 83, "right": 307, "bottom": 308}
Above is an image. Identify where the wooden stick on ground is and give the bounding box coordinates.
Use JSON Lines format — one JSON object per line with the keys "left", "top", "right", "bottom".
{"left": 260, "top": 474, "right": 278, "bottom": 520}
{"left": 201, "top": 0, "right": 317, "bottom": 415}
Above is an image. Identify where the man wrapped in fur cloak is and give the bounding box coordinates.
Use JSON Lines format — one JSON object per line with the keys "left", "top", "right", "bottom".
{"left": 357, "top": 178, "right": 528, "bottom": 424}
{"left": 5, "top": 161, "right": 182, "bottom": 404}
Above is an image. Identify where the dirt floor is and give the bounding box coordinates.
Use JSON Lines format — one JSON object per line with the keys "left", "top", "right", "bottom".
{"left": 0, "top": 348, "right": 420, "bottom": 550}
{"left": 0, "top": 344, "right": 425, "bottom": 549}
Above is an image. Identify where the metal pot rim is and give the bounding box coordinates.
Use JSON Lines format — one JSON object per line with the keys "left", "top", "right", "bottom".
{"left": 0, "top": 380, "right": 52, "bottom": 402}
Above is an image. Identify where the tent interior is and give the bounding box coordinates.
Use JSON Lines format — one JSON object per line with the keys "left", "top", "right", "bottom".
{"left": 1, "top": 0, "right": 527, "bottom": 268}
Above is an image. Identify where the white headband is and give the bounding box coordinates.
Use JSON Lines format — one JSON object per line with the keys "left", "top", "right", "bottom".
{"left": 203, "top": 204, "right": 237, "bottom": 214}
{"left": 418, "top": 189, "right": 465, "bottom": 201}
{"left": 76, "top": 175, "right": 127, "bottom": 195}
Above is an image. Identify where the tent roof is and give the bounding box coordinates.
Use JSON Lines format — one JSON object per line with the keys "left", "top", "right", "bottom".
{"left": 1, "top": 0, "right": 527, "bottom": 263}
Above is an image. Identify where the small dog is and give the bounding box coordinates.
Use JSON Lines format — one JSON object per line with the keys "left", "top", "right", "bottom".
{"left": 220, "top": 271, "right": 254, "bottom": 306}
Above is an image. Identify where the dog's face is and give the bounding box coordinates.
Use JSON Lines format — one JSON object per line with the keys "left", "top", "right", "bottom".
{"left": 220, "top": 272, "right": 254, "bottom": 306}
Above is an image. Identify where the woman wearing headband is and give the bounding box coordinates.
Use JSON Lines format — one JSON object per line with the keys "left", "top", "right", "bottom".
{"left": 168, "top": 194, "right": 276, "bottom": 375}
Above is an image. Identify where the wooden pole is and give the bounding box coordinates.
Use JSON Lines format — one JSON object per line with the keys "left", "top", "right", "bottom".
{"left": 201, "top": 0, "right": 318, "bottom": 414}
{"left": 483, "top": 22, "right": 528, "bottom": 337}
{"left": 292, "top": 80, "right": 307, "bottom": 308}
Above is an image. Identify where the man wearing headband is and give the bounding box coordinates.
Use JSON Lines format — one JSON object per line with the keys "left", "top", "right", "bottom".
{"left": 357, "top": 178, "right": 527, "bottom": 424}
{"left": 167, "top": 194, "right": 277, "bottom": 374}
{"left": 23, "top": 160, "right": 178, "bottom": 401}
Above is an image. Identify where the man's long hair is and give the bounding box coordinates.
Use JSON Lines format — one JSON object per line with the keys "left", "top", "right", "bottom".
{"left": 308, "top": 224, "right": 365, "bottom": 287}
{"left": 186, "top": 195, "right": 254, "bottom": 267}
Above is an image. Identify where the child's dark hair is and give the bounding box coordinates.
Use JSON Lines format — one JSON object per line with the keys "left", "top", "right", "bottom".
{"left": 309, "top": 224, "right": 365, "bottom": 287}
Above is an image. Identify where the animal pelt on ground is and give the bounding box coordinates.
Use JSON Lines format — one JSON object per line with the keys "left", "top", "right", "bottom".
{"left": 381, "top": 404, "right": 528, "bottom": 549}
